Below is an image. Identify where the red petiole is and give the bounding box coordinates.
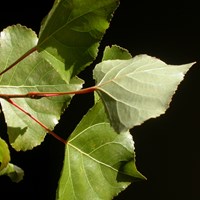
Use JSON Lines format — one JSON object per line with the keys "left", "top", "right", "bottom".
{"left": 6, "top": 98, "right": 67, "bottom": 145}
{"left": 0, "top": 86, "right": 97, "bottom": 99}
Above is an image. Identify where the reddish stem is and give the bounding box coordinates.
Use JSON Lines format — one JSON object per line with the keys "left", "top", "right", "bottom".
{"left": 28, "top": 86, "right": 97, "bottom": 98}
{"left": 0, "top": 86, "right": 97, "bottom": 99}
{"left": 6, "top": 98, "right": 67, "bottom": 145}
{"left": 0, "top": 46, "right": 37, "bottom": 76}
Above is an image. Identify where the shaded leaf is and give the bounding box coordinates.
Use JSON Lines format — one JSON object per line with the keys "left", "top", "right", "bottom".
{"left": 93, "top": 54, "right": 195, "bottom": 133}
{"left": 0, "top": 25, "right": 83, "bottom": 151}
{"left": 0, "top": 163, "right": 24, "bottom": 183}
{"left": 38, "top": 0, "right": 120, "bottom": 82}
{"left": 56, "top": 101, "right": 145, "bottom": 200}
{"left": 0, "top": 137, "right": 23, "bottom": 182}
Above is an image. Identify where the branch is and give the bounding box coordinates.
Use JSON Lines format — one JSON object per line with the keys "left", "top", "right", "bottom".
{"left": 0, "top": 46, "right": 37, "bottom": 76}
{"left": 0, "top": 86, "right": 97, "bottom": 144}
{"left": 0, "top": 86, "right": 97, "bottom": 99}
{"left": 6, "top": 98, "right": 67, "bottom": 145}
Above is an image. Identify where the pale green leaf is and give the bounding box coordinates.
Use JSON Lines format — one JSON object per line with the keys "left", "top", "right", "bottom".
{"left": 0, "top": 137, "right": 10, "bottom": 171}
{"left": 37, "top": 0, "right": 120, "bottom": 82}
{"left": 94, "top": 45, "right": 133, "bottom": 104}
{"left": 56, "top": 101, "right": 145, "bottom": 200}
{"left": 0, "top": 25, "right": 83, "bottom": 151}
{"left": 0, "top": 163, "right": 24, "bottom": 183}
{"left": 103, "top": 45, "right": 132, "bottom": 61}
{"left": 0, "top": 137, "right": 23, "bottom": 182}
{"left": 93, "top": 54, "right": 195, "bottom": 133}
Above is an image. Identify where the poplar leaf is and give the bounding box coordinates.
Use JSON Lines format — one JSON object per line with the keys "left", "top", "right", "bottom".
{"left": 38, "top": 0, "right": 120, "bottom": 82}
{"left": 0, "top": 163, "right": 24, "bottom": 183}
{"left": 0, "top": 25, "right": 83, "bottom": 151}
{"left": 93, "top": 54, "right": 195, "bottom": 133}
{"left": 0, "top": 137, "right": 10, "bottom": 171}
{"left": 56, "top": 101, "right": 145, "bottom": 200}
{"left": 0, "top": 137, "right": 24, "bottom": 182}
{"left": 103, "top": 45, "right": 132, "bottom": 61}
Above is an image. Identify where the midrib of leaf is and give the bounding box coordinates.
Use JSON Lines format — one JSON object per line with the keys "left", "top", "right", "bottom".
{"left": 97, "top": 87, "right": 140, "bottom": 114}
{"left": 38, "top": 2, "right": 113, "bottom": 47}
{"left": 68, "top": 122, "right": 107, "bottom": 143}
{"left": 66, "top": 140, "right": 136, "bottom": 197}
{"left": 97, "top": 79, "right": 161, "bottom": 106}
{"left": 68, "top": 142, "right": 119, "bottom": 172}
{"left": 95, "top": 59, "right": 182, "bottom": 102}
{"left": 68, "top": 123, "right": 133, "bottom": 172}
{"left": 96, "top": 60, "right": 166, "bottom": 86}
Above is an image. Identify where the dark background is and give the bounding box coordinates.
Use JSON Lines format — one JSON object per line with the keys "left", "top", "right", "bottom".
{"left": 0, "top": 0, "right": 199, "bottom": 199}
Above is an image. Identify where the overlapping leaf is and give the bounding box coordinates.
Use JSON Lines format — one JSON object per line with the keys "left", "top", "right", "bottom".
{"left": 57, "top": 101, "right": 145, "bottom": 200}
{"left": 0, "top": 25, "right": 83, "bottom": 151}
{"left": 0, "top": 137, "right": 10, "bottom": 171}
{"left": 102, "top": 45, "right": 132, "bottom": 61}
{"left": 0, "top": 137, "right": 24, "bottom": 182}
{"left": 0, "top": 163, "right": 24, "bottom": 183}
{"left": 37, "top": 0, "right": 120, "bottom": 82}
{"left": 94, "top": 52, "right": 195, "bottom": 133}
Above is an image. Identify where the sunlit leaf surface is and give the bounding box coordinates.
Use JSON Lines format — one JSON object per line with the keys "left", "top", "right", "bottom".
{"left": 0, "top": 25, "right": 83, "bottom": 151}
{"left": 38, "top": 0, "right": 120, "bottom": 82}
{"left": 57, "top": 101, "right": 145, "bottom": 200}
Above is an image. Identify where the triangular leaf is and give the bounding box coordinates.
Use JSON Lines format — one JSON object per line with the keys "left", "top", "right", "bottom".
{"left": 37, "top": 0, "right": 120, "bottom": 82}
{"left": 0, "top": 25, "right": 83, "bottom": 151}
{"left": 56, "top": 101, "right": 145, "bottom": 200}
{"left": 93, "top": 54, "right": 195, "bottom": 133}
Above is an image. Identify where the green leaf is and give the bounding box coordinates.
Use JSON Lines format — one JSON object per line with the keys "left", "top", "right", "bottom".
{"left": 0, "top": 163, "right": 24, "bottom": 183}
{"left": 0, "top": 25, "right": 83, "bottom": 151}
{"left": 103, "top": 45, "right": 132, "bottom": 61}
{"left": 0, "top": 137, "right": 23, "bottom": 182}
{"left": 37, "top": 0, "right": 120, "bottom": 82}
{"left": 0, "top": 137, "right": 10, "bottom": 171}
{"left": 93, "top": 54, "right": 195, "bottom": 133}
{"left": 56, "top": 101, "right": 145, "bottom": 200}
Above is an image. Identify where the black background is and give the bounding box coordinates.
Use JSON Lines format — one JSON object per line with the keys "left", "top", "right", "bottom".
{"left": 0, "top": 0, "right": 199, "bottom": 199}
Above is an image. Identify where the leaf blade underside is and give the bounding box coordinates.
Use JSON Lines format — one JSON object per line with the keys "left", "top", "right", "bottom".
{"left": 93, "top": 53, "right": 195, "bottom": 133}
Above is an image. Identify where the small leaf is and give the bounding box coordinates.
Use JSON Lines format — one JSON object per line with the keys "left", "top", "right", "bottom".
{"left": 93, "top": 54, "right": 195, "bottom": 133}
{"left": 0, "top": 137, "right": 23, "bottom": 182}
{"left": 0, "top": 137, "right": 10, "bottom": 171}
{"left": 38, "top": 0, "right": 120, "bottom": 82}
{"left": 0, "top": 25, "right": 83, "bottom": 151}
{"left": 0, "top": 163, "right": 24, "bottom": 183}
{"left": 56, "top": 101, "right": 145, "bottom": 200}
{"left": 103, "top": 45, "right": 132, "bottom": 61}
